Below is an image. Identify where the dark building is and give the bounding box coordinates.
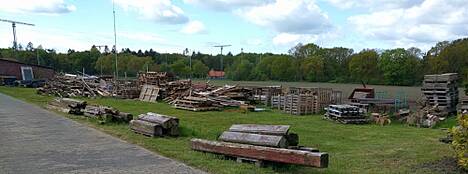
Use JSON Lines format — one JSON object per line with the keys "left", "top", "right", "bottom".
{"left": 0, "top": 58, "right": 55, "bottom": 81}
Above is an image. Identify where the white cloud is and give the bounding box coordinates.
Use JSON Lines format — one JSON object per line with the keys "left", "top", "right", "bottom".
{"left": 325, "top": 0, "right": 424, "bottom": 10}
{"left": 348, "top": 0, "right": 468, "bottom": 49}
{"left": 119, "top": 32, "right": 165, "bottom": 42}
{"left": 183, "top": 0, "right": 273, "bottom": 10}
{"left": 272, "top": 33, "right": 317, "bottom": 46}
{"left": 180, "top": 20, "right": 206, "bottom": 34}
{"left": 238, "top": 0, "right": 331, "bottom": 34}
{"left": 0, "top": 0, "right": 76, "bottom": 14}
{"left": 115, "top": 0, "right": 188, "bottom": 24}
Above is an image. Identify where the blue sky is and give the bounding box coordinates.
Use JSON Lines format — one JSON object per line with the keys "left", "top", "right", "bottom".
{"left": 0, "top": 0, "right": 467, "bottom": 55}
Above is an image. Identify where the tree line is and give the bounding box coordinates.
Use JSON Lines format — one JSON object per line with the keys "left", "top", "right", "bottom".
{"left": 1, "top": 38, "right": 468, "bottom": 86}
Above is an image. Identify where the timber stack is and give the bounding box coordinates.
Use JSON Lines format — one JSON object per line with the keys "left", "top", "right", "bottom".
{"left": 421, "top": 73, "right": 459, "bottom": 116}
{"left": 130, "top": 112, "right": 179, "bottom": 137}
{"left": 46, "top": 98, "right": 87, "bottom": 115}
{"left": 324, "top": 104, "right": 369, "bottom": 124}
{"left": 191, "top": 124, "right": 328, "bottom": 168}
{"left": 37, "top": 73, "right": 111, "bottom": 98}
{"left": 84, "top": 105, "right": 133, "bottom": 123}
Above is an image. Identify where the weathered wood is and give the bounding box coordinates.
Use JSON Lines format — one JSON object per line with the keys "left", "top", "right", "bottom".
{"left": 285, "top": 133, "right": 299, "bottom": 146}
{"left": 137, "top": 112, "right": 179, "bottom": 129}
{"left": 129, "top": 120, "right": 163, "bottom": 137}
{"left": 218, "top": 131, "right": 288, "bottom": 148}
{"left": 191, "top": 138, "right": 328, "bottom": 168}
{"left": 228, "top": 124, "right": 290, "bottom": 136}
{"left": 116, "top": 112, "right": 133, "bottom": 122}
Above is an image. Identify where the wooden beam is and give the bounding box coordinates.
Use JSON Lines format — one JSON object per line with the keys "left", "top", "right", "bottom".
{"left": 130, "top": 120, "right": 163, "bottom": 137}
{"left": 228, "top": 124, "right": 290, "bottom": 135}
{"left": 137, "top": 112, "right": 179, "bottom": 129}
{"left": 218, "top": 131, "right": 288, "bottom": 148}
{"left": 191, "top": 138, "right": 328, "bottom": 168}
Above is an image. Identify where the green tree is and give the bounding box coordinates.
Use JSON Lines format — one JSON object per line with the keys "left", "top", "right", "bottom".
{"left": 379, "top": 48, "right": 422, "bottom": 85}
{"left": 192, "top": 60, "right": 209, "bottom": 78}
{"left": 348, "top": 50, "right": 380, "bottom": 84}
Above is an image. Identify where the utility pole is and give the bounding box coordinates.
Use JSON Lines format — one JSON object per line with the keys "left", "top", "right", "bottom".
{"left": 0, "top": 18, "right": 34, "bottom": 58}
{"left": 213, "top": 44, "right": 231, "bottom": 71}
{"left": 112, "top": 0, "right": 118, "bottom": 79}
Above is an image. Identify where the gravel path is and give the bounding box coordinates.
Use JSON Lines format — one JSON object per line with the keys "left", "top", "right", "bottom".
{"left": 0, "top": 93, "right": 205, "bottom": 174}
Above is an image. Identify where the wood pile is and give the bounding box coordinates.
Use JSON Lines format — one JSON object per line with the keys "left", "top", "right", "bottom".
{"left": 404, "top": 100, "right": 445, "bottom": 128}
{"left": 421, "top": 73, "right": 459, "bottom": 116}
{"left": 247, "top": 85, "right": 282, "bottom": 105}
{"left": 190, "top": 124, "right": 328, "bottom": 168}
{"left": 172, "top": 96, "right": 222, "bottom": 111}
{"left": 46, "top": 98, "right": 87, "bottom": 115}
{"left": 324, "top": 104, "right": 369, "bottom": 124}
{"left": 83, "top": 105, "right": 133, "bottom": 123}
{"left": 112, "top": 79, "right": 140, "bottom": 99}
{"left": 37, "top": 74, "right": 111, "bottom": 98}
{"left": 129, "top": 112, "right": 179, "bottom": 137}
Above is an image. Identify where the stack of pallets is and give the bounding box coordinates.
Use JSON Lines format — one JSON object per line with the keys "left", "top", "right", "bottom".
{"left": 324, "top": 104, "right": 369, "bottom": 124}
{"left": 421, "top": 73, "right": 459, "bottom": 115}
{"left": 270, "top": 87, "right": 342, "bottom": 115}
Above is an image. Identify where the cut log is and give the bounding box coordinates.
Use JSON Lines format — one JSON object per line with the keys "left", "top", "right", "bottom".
{"left": 218, "top": 131, "right": 288, "bottom": 148}
{"left": 129, "top": 120, "right": 163, "bottom": 137}
{"left": 191, "top": 138, "right": 328, "bottom": 168}
{"left": 228, "top": 124, "right": 290, "bottom": 135}
{"left": 137, "top": 112, "right": 179, "bottom": 129}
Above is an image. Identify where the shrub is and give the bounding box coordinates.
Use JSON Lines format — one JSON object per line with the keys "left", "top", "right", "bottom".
{"left": 450, "top": 114, "right": 468, "bottom": 170}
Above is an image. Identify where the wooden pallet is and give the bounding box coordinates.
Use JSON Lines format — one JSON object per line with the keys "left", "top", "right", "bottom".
{"left": 139, "top": 84, "right": 160, "bottom": 102}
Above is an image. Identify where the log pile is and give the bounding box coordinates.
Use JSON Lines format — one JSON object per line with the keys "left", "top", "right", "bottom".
{"left": 130, "top": 112, "right": 179, "bottom": 137}
{"left": 191, "top": 124, "right": 328, "bottom": 168}
{"left": 46, "top": 98, "right": 87, "bottom": 115}
{"left": 421, "top": 73, "right": 459, "bottom": 116}
{"left": 83, "top": 105, "right": 133, "bottom": 123}
{"left": 324, "top": 104, "right": 369, "bottom": 124}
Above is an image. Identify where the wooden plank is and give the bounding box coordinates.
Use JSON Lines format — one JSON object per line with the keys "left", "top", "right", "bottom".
{"left": 139, "top": 85, "right": 159, "bottom": 102}
{"left": 218, "top": 131, "right": 288, "bottom": 148}
{"left": 228, "top": 124, "right": 290, "bottom": 136}
{"left": 137, "top": 112, "right": 179, "bottom": 129}
{"left": 191, "top": 138, "right": 328, "bottom": 168}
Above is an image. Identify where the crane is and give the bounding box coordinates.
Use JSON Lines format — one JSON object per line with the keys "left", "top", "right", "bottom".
{"left": 213, "top": 44, "right": 231, "bottom": 71}
{"left": 0, "top": 18, "right": 35, "bottom": 54}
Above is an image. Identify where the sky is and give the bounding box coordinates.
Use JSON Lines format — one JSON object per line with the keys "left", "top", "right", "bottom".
{"left": 0, "top": 0, "right": 467, "bottom": 55}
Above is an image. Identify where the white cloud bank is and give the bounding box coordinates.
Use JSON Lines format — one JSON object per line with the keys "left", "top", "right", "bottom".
{"left": 0, "top": 0, "right": 76, "bottom": 14}
{"left": 181, "top": 20, "right": 206, "bottom": 34}
{"left": 114, "top": 0, "right": 189, "bottom": 24}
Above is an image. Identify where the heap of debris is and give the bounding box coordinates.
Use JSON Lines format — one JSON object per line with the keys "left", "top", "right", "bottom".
{"left": 46, "top": 98, "right": 87, "bottom": 115}
{"left": 191, "top": 124, "right": 328, "bottom": 168}
{"left": 37, "top": 74, "right": 110, "bottom": 98}
{"left": 324, "top": 104, "right": 369, "bottom": 124}
{"left": 271, "top": 87, "right": 342, "bottom": 115}
{"left": 129, "top": 112, "right": 179, "bottom": 137}
{"left": 83, "top": 105, "right": 133, "bottom": 124}
{"left": 421, "top": 73, "right": 459, "bottom": 116}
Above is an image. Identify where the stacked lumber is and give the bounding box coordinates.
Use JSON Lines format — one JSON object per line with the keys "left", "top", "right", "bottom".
{"left": 324, "top": 104, "right": 369, "bottom": 124}
{"left": 137, "top": 71, "right": 175, "bottom": 86}
{"left": 172, "top": 96, "right": 222, "bottom": 111}
{"left": 46, "top": 98, "right": 87, "bottom": 115}
{"left": 421, "top": 73, "right": 459, "bottom": 115}
{"left": 248, "top": 85, "right": 282, "bottom": 105}
{"left": 191, "top": 124, "right": 327, "bottom": 168}
{"left": 83, "top": 105, "right": 133, "bottom": 123}
{"left": 129, "top": 112, "right": 179, "bottom": 137}
{"left": 112, "top": 79, "right": 140, "bottom": 99}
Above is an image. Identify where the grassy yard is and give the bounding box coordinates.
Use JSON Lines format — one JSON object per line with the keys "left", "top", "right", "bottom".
{"left": 0, "top": 86, "right": 457, "bottom": 174}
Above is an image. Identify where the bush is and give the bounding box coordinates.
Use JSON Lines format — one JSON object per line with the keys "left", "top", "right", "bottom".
{"left": 450, "top": 114, "right": 468, "bottom": 170}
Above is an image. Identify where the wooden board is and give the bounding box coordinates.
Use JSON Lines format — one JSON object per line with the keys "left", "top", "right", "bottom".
{"left": 228, "top": 124, "right": 290, "bottom": 136}
{"left": 218, "top": 131, "right": 288, "bottom": 148}
{"left": 139, "top": 85, "right": 160, "bottom": 103}
{"left": 129, "top": 120, "right": 163, "bottom": 137}
{"left": 191, "top": 138, "right": 328, "bottom": 168}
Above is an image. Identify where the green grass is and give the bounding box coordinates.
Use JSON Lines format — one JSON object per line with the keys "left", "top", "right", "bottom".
{"left": 0, "top": 86, "right": 456, "bottom": 174}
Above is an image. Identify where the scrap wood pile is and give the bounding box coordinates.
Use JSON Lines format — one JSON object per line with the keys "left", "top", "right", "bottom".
{"left": 190, "top": 124, "right": 328, "bottom": 168}
{"left": 129, "top": 112, "right": 179, "bottom": 137}
{"left": 137, "top": 71, "right": 175, "bottom": 86}
{"left": 37, "top": 74, "right": 111, "bottom": 98}
{"left": 271, "top": 87, "right": 342, "bottom": 115}
{"left": 421, "top": 73, "right": 459, "bottom": 115}
{"left": 249, "top": 85, "right": 282, "bottom": 105}
{"left": 403, "top": 100, "right": 446, "bottom": 128}
{"left": 83, "top": 105, "right": 133, "bottom": 123}
{"left": 112, "top": 79, "right": 140, "bottom": 99}
{"left": 46, "top": 98, "right": 87, "bottom": 115}
{"left": 324, "top": 104, "right": 369, "bottom": 124}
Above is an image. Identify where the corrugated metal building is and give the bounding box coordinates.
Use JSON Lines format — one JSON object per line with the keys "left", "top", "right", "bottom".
{"left": 0, "top": 58, "right": 55, "bottom": 81}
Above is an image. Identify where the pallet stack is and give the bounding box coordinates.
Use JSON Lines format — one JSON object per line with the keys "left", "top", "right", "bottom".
{"left": 270, "top": 87, "right": 342, "bottom": 115}
{"left": 190, "top": 124, "right": 328, "bottom": 168}
{"left": 129, "top": 112, "right": 179, "bottom": 137}
{"left": 421, "top": 73, "right": 459, "bottom": 115}
{"left": 324, "top": 104, "right": 369, "bottom": 124}
{"left": 172, "top": 96, "right": 222, "bottom": 111}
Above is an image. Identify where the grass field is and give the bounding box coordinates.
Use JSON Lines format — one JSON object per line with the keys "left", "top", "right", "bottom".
{"left": 0, "top": 86, "right": 458, "bottom": 174}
